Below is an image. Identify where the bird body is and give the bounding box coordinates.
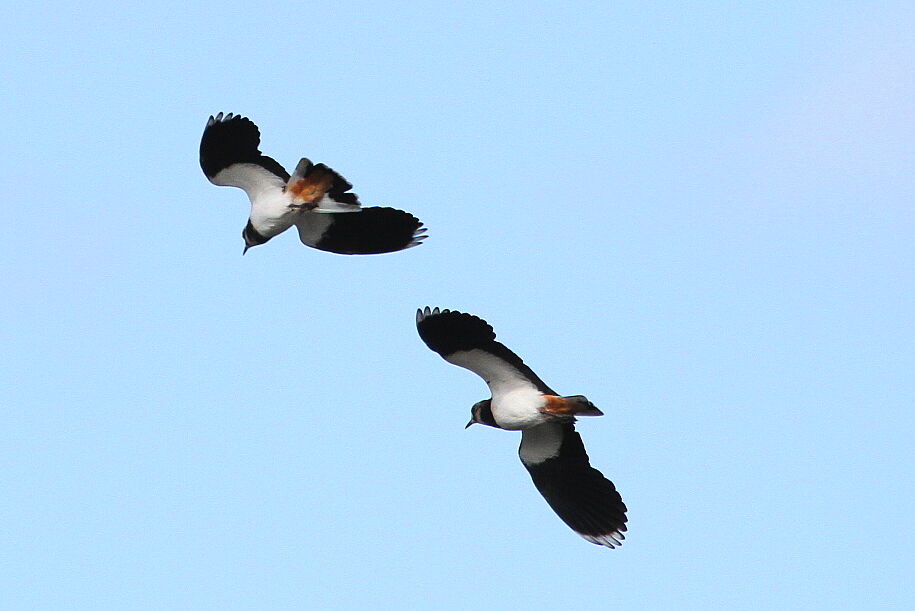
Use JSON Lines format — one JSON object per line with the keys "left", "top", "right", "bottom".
{"left": 492, "top": 386, "right": 551, "bottom": 430}
{"left": 445, "top": 349, "right": 551, "bottom": 429}
{"left": 416, "top": 307, "right": 627, "bottom": 548}
{"left": 200, "top": 113, "right": 426, "bottom": 254}
{"left": 246, "top": 185, "right": 298, "bottom": 239}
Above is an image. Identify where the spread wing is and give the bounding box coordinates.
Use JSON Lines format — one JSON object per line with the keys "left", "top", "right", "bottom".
{"left": 295, "top": 207, "right": 426, "bottom": 255}
{"left": 415, "top": 307, "right": 554, "bottom": 395}
{"left": 520, "top": 422, "right": 628, "bottom": 548}
{"left": 200, "top": 113, "right": 288, "bottom": 201}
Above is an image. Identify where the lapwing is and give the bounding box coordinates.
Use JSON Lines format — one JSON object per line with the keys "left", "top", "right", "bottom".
{"left": 416, "top": 307, "right": 628, "bottom": 548}
{"left": 200, "top": 113, "right": 426, "bottom": 254}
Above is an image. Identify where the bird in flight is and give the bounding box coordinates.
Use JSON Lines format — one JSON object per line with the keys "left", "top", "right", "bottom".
{"left": 416, "top": 307, "right": 628, "bottom": 548}
{"left": 200, "top": 113, "right": 426, "bottom": 255}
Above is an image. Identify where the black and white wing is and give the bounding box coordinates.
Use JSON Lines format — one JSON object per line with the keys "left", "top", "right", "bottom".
{"left": 295, "top": 207, "right": 426, "bottom": 255}
{"left": 415, "top": 307, "right": 554, "bottom": 395}
{"left": 520, "top": 422, "right": 628, "bottom": 548}
{"left": 200, "top": 112, "right": 289, "bottom": 200}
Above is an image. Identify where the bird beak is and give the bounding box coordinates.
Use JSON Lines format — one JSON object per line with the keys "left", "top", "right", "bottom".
{"left": 243, "top": 245, "right": 250, "bottom": 255}
{"left": 465, "top": 420, "right": 475, "bottom": 429}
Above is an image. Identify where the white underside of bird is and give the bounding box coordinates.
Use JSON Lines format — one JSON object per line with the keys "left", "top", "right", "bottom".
{"left": 211, "top": 160, "right": 358, "bottom": 240}
{"left": 447, "top": 349, "right": 552, "bottom": 430}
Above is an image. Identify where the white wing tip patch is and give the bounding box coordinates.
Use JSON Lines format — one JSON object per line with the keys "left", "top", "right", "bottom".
{"left": 416, "top": 306, "right": 439, "bottom": 323}
{"left": 407, "top": 225, "right": 428, "bottom": 248}
{"left": 416, "top": 306, "right": 449, "bottom": 324}
{"left": 580, "top": 529, "right": 626, "bottom": 549}
{"left": 207, "top": 112, "right": 235, "bottom": 127}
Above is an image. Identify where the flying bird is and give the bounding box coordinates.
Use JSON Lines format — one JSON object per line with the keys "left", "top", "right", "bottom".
{"left": 416, "top": 307, "right": 628, "bottom": 548}
{"left": 200, "top": 113, "right": 426, "bottom": 254}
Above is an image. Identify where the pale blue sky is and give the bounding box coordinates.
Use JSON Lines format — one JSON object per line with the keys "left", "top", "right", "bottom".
{"left": 2, "top": 1, "right": 913, "bottom": 609}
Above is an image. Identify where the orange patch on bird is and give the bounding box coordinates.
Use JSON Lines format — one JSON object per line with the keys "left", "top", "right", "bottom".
{"left": 288, "top": 169, "right": 335, "bottom": 205}
{"left": 541, "top": 395, "right": 586, "bottom": 415}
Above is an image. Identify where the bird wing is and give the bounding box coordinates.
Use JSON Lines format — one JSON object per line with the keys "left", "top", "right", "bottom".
{"left": 200, "top": 113, "right": 289, "bottom": 201}
{"left": 295, "top": 207, "right": 426, "bottom": 255}
{"left": 519, "top": 422, "right": 628, "bottom": 548}
{"left": 416, "top": 307, "right": 554, "bottom": 395}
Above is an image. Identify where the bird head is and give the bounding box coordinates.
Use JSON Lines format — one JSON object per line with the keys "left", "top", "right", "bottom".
{"left": 467, "top": 399, "right": 498, "bottom": 429}
{"left": 242, "top": 221, "right": 270, "bottom": 255}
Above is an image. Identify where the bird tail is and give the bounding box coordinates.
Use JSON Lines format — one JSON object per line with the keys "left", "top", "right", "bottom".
{"left": 287, "top": 158, "right": 361, "bottom": 213}
{"left": 562, "top": 395, "right": 604, "bottom": 416}
{"left": 542, "top": 395, "right": 604, "bottom": 417}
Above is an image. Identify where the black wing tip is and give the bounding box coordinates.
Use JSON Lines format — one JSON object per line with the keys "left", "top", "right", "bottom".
{"left": 371, "top": 207, "right": 427, "bottom": 246}
{"left": 378, "top": 207, "right": 429, "bottom": 250}
{"left": 558, "top": 498, "right": 629, "bottom": 549}
{"left": 202, "top": 112, "right": 257, "bottom": 136}
{"left": 200, "top": 113, "right": 289, "bottom": 182}
{"left": 415, "top": 307, "right": 498, "bottom": 355}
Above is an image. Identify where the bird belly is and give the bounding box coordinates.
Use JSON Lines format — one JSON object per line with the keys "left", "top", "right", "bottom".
{"left": 250, "top": 189, "right": 297, "bottom": 238}
{"left": 491, "top": 388, "right": 547, "bottom": 430}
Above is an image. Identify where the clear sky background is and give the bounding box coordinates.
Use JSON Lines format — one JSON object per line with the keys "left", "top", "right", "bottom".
{"left": 2, "top": 1, "right": 913, "bottom": 609}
